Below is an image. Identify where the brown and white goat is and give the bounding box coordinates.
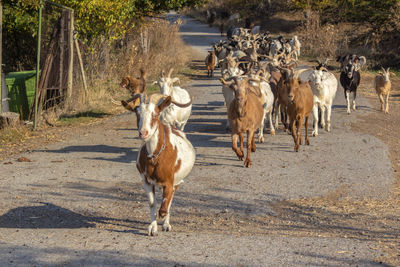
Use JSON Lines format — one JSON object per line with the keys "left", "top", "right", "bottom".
{"left": 280, "top": 70, "right": 314, "bottom": 152}
{"left": 205, "top": 50, "right": 217, "bottom": 77}
{"left": 374, "top": 67, "right": 394, "bottom": 114}
{"left": 136, "top": 93, "right": 196, "bottom": 236}
{"left": 220, "top": 77, "right": 264, "bottom": 167}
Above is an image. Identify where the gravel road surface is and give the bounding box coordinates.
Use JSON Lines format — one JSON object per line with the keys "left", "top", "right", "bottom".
{"left": 0, "top": 13, "right": 393, "bottom": 266}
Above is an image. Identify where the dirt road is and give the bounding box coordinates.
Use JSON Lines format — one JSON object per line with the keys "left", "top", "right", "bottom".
{"left": 0, "top": 13, "right": 395, "bottom": 266}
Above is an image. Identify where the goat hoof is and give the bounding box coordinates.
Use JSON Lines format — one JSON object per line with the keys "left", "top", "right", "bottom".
{"left": 271, "top": 130, "right": 276, "bottom": 136}
{"left": 148, "top": 222, "right": 158, "bottom": 236}
{"left": 306, "top": 139, "right": 310, "bottom": 145}
{"left": 294, "top": 145, "right": 299, "bottom": 152}
{"left": 312, "top": 131, "right": 318, "bottom": 137}
{"left": 258, "top": 136, "right": 264, "bottom": 143}
{"left": 244, "top": 159, "right": 252, "bottom": 167}
{"left": 162, "top": 223, "right": 172, "bottom": 232}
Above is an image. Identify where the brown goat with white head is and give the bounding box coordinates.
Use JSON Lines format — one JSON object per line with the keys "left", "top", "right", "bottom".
{"left": 374, "top": 67, "right": 394, "bottom": 114}
{"left": 280, "top": 69, "right": 314, "bottom": 152}
{"left": 220, "top": 77, "right": 264, "bottom": 167}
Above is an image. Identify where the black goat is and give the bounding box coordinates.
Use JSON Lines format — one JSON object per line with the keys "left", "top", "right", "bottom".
{"left": 340, "top": 62, "right": 361, "bottom": 114}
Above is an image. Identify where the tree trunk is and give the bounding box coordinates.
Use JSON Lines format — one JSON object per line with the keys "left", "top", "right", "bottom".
{"left": 0, "top": 112, "right": 20, "bottom": 129}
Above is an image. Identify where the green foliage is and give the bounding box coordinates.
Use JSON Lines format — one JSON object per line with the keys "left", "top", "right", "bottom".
{"left": 3, "top": 0, "right": 204, "bottom": 72}
{"left": 3, "top": 0, "right": 40, "bottom": 72}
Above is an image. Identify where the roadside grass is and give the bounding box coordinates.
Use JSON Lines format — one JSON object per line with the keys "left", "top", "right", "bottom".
{"left": 57, "top": 110, "right": 112, "bottom": 127}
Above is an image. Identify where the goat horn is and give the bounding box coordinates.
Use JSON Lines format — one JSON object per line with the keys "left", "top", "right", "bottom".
{"left": 110, "top": 96, "right": 122, "bottom": 106}
{"left": 381, "top": 66, "right": 386, "bottom": 73}
{"left": 161, "top": 70, "right": 166, "bottom": 78}
{"left": 171, "top": 96, "right": 194, "bottom": 108}
{"left": 168, "top": 68, "right": 174, "bottom": 78}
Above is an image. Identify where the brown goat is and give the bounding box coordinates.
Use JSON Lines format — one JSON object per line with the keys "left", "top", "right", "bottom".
{"left": 374, "top": 67, "right": 394, "bottom": 114}
{"left": 280, "top": 70, "right": 314, "bottom": 152}
{"left": 120, "top": 68, "right": 146, "bottom": 96}
{"left": 119, "top": 69, "right": 146, "bottom": 127}
{"left": 205, "top": 51, "right": 217, "bottom": 77}
{"left": 220, "top": 77, "right": 264, "bottom": 167}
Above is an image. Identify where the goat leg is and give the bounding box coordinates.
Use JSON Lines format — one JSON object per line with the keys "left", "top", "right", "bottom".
{"left": 305, "top": 116, "right": 310, "bottom": 145}
{"left": 385, "top": 93, "right": 389, "bottom": 114}
{"left": 159, "top": 183, "right": 174, "bottom": 220}
{"left": 296, "top": 115, "right": 304, "bottom": 151}
{"left": 352, "top": 91, "right": 357, "bottom": 111}
{"left": 312, "top": 104, "right": 319, "bottom": 137}
{"left": 290, "top": 118, "right": 299, "bottom": 152}
{"left": 244, "top": 130, "right": 254, "bottom": 168}
{"left": 379, "top": 93, "right": 384, "bottom": 112}
{"left": 251, "top": 131, "right": 256, "bottom": 152}
{"left": 232, "top": 133, "right": 244, "bottom": 160}
{"left": 142, "top": 177, "right": 158, "bottom": 236}
{"left": 161, "top": 184, "right": 176, "bottom": 232}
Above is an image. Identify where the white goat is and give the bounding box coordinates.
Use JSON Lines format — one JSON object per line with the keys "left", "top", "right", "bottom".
{"left": 251, "top": 78, "right": 276, "bottom": 142}
{"left": 306, "top": 68, "right": 338, "bottom": 136}
{"left": 154, "top": 68, "right": 192, "bottom": 130}
{"left": 289, "top": 36, "right": 301, "bottom": 60}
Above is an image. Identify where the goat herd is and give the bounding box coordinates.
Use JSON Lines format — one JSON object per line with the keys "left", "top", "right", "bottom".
{"left": 115, "top": 27, "right": 394, "bottom": 236}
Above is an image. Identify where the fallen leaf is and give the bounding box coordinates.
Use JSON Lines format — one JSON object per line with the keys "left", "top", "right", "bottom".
{"left": 17, "top": 157, "right": 32, "bottom": 162}
{"left": 4, "top": 162, "right": 13, "bottom": 165}
{"left": 51, "top": 160, "right": 64, "bottom": 163}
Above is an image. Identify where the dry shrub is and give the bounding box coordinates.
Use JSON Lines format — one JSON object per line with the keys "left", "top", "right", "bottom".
{"left": 299, "top": 12, "right": 340, "bottom": 59}
{"left": 46, "top": 18, "right": 191, "bottom": 123}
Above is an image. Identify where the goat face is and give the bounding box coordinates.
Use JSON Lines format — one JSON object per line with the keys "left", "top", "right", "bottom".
{"left": 156, "top": 77, "right": 179, "bottom": 96}
{"left": 138, "top": 96, "right": 172, "bottom": 141}
{"left": 344, "top": 63, "right": 356, "bottom": 79}
{"left": 287, "top": 78, "right": 300, "bottom": 104}
{"left": 310, "top": 69, "right": 324, "bottom": 90}
{"left": 221, "top": 78, "right": 248, "bottom": 117}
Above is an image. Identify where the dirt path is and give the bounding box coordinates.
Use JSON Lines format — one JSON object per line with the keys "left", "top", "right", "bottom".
{"left": 0, "top": 13, "right": 396, "bottom": 266}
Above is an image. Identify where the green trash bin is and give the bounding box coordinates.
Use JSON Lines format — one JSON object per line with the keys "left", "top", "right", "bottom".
{"left": 5, "top": 71, "right": 37, "bottom": 120}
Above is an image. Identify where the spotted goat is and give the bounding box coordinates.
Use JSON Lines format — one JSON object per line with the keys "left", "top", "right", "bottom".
{"left": 136, "top": 93, "right": 196, "bottom": 236}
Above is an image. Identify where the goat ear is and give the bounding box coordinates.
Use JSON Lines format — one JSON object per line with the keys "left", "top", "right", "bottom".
{"left": 172, "top": 77, "right": 180, "bottom": 84}
{"left": 152, "top": 81, "right": 158, "bottom": 85}
{"left": 390, "top": 72, "right": 396, "bottom": 76}
{"left": 139, "top": 69, "right": 146, "bottom": 79}
{"left": 220, "top": 78, "right": 234, "bottom": 87}
{"left": 157, "top": 96, "right": 172, "bottom": 112}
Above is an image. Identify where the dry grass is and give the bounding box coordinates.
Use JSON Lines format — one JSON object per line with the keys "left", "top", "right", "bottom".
{"left": 39, "top": 17, "right": 193, "bottom": 126}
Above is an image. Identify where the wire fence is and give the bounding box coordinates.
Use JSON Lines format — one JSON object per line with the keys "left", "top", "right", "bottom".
{"left": 32, "top": 1, "right": 75, "bottom": 125}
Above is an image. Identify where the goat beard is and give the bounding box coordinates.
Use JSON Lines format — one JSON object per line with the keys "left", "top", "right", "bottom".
{"left": 237, "top": 105, "right": 247, "bottom": 117}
